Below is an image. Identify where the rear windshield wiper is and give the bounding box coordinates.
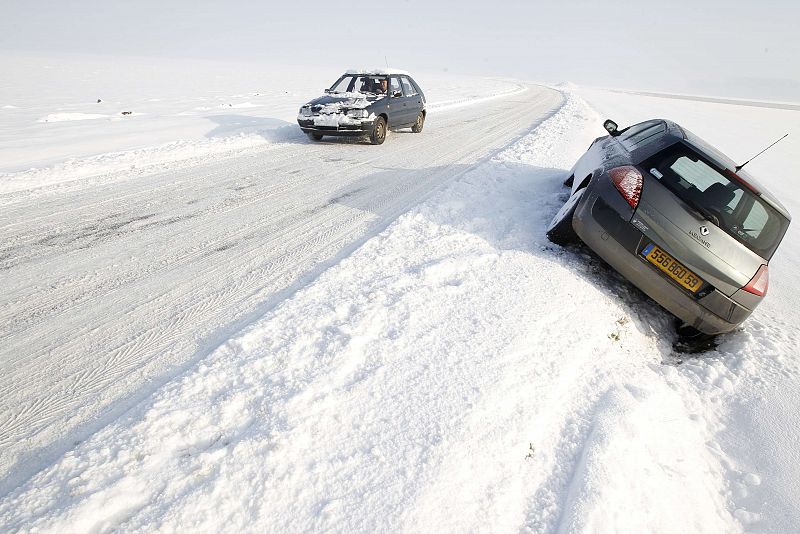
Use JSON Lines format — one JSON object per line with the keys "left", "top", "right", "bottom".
{"left": 678, "top": 195, "right": 721, "bottom": 226}
{"left": 695, "top": 205, "right": 720, "bottom": 226}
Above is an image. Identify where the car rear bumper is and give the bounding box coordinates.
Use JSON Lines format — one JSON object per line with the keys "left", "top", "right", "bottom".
{"left": 573, "top": 184, "right": 750, "bottom": 335}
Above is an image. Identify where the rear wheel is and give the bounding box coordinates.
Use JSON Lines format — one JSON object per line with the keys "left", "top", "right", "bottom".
{"left": 307, "top": 132, "right": 323, "bottom": 141}
{"left": 411, "top": 112, "right": 425, "bottom": 133}
{"left": 546, "top": 188, "right": 585, "bottom": 245}
{"left": 369, "top": 117, "right": 387, "bottom": 145}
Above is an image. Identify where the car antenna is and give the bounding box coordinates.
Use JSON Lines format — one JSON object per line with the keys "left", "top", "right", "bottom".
{"left": 385, "top": 55, "right": 389, "bottom": 69}
{"left": 735, "top": 133, "right": 788, "bottom": 172}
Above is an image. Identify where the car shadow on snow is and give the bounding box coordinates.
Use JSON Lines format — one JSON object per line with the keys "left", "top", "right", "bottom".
{"left": 540, "top": 180, "right": 734, "bottom": 360}
{"left": 203, "top": 114, "right": 304, "bottom": 143}
{"left": 202, "top": 114, "right": 416, "bottom": 146}
{"left": 328, "top": 158, "right": 729, "bottom": 361}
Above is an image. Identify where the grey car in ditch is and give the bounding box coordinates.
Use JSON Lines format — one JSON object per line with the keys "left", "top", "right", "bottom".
{"left": 297, "top": 69, "right": 426, "bottom": 145}
{"left": 547, "top": 118, "right": 791, "bottom": 336}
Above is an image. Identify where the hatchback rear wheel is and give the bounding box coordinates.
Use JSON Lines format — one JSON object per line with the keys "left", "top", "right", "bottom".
{"left": 307, "top": 132, "right": 323, "bottom": 141}
{"left": 411, "top": 112, "right": 425, "bottom": 133}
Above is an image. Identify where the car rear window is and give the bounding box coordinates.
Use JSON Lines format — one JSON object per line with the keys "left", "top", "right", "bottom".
{"left": 644, "top": 143, "right": 789, "bottom": 259}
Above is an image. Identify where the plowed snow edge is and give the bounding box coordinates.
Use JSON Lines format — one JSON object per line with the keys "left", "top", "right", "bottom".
{"left": 1, "top": 91, "right": 778, "bottom": 533}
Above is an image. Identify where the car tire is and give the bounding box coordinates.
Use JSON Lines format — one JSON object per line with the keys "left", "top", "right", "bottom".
{"left": 546, "top": 187, "right": 585, "bottom": 245}
{"left": 411, "top": 112, "right": 425, "bottom": 133}
{"left": 370, "top": 117, "right": 387, "bottom": 145}
{"left": 307, "top": 132, "right": 323, "bottom": 141}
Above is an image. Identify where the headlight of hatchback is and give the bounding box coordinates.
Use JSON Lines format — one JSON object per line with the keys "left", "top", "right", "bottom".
{"left": 346, "top": 109, "right": 368, "bottom": 119}
{"left": 300, "top": 106, "right": 312, "bottom": 116}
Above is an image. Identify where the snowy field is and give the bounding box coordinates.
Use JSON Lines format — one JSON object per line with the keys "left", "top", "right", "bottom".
{"left": 0, "top": 54, "right": 523, "bottom": 190}
{"left": 2, "top": 55, "right": 800, "bottom": 532}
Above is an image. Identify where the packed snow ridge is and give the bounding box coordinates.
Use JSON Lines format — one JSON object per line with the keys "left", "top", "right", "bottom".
{"left": 1, "top": 56, "right": 799, "bottom": 533}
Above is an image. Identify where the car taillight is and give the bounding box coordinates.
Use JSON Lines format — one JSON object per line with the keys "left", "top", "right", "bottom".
{"left": 609, "top": 166, "right": 643, "bottom": 208}
{"left": 743, "top": 264, "right": 769, "bottom": 296}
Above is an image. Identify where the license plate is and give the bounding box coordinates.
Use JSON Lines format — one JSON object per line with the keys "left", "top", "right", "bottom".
{"left": 314, "top": 114, "right": 340, "bottom": 127}
{"left": 641, "top": 243, "right": 703, "bottom": 293}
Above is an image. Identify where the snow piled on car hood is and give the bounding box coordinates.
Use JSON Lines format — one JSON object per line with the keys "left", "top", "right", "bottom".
{"left": 307, "top": 94, "right": 375, "bottom": 111}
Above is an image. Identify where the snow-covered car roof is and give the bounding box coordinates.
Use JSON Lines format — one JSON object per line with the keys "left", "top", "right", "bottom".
{"left": 345, "top": 68, "right": 412, "bottom": 76}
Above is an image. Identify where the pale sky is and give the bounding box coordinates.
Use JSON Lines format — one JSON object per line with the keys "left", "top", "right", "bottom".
{"left": 2, "top": 0, "right": 798, "bottom": 100}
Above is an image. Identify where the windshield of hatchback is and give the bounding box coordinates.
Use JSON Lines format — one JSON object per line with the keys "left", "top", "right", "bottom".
{"left": 328, "top": 75, "right": 388, "bottom": 95}
{"left": 644, "top": 143, "right": 789, "bottom": 259}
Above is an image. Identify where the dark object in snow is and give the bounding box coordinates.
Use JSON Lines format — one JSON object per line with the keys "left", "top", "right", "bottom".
{"left": 673, "top": 319, "right": 719, "bottom": 354}
{"left": 97, "top": 99, "right": 102, "bottom": 103}
{"left": 547, "top": 118, "right": 791, "bottom": 336}
{"left": 121, "top": 111, "right": 133, "bottom": 115}
{"left": 297, "top": 69, "right": 426, "bottom": 145}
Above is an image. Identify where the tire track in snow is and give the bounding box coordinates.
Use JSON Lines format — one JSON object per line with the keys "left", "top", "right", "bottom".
{"left": 0, "top": 86, "right": 563, "bottom": 490}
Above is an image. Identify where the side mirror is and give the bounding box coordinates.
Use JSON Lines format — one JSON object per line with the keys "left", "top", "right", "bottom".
{"left": 603, "top": 119, "right": 620, "bottom": 136}
{"left": 393, "top": 91, "right": 403, "bottom": 98}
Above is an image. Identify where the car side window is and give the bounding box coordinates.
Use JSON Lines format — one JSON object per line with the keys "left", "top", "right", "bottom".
{"left": 401, "top": 77, "right": 416, "bottom": 96}
{"left": 389, "top": 77, "right": 402, "bottom": 96}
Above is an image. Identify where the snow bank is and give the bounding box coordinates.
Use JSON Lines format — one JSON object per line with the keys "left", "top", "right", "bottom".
{"left": 427, "top": 80, "right": 528, "bottom": 112}
{"left": 1, "top": 90, "right": 767, "bottom": 533}
{"left": 0, "top": 53, "right": 525, "bottom": 194}
{"left": 575, "top": 86, "right": 800, "bottom": 533}
{"left": 37, "top": 112, "right": 108, "bottom": 122}
{"left": 0, "top": 135, "right": 282, "bottom": 197}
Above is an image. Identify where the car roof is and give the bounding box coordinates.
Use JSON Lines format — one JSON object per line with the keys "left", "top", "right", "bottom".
{"left": 660, "top": 120, "right": 791, "bottom": 220}
{"left": 345, "top": 68, "right": 412, "bottom": 76}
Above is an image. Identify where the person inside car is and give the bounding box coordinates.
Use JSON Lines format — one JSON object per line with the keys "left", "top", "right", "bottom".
{"left": 377, "top": 78, "right": 388, "bottom": 94}
{"left": 359, "top": 78, "right": 388, "bottom": 95}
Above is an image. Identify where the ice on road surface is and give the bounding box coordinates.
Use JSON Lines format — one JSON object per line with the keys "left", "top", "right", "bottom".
{"left": 1, "top": 56, "right": 799, "bottom": 533}
{"left": 0, "top": 54, "right": 561, "bottom": 505}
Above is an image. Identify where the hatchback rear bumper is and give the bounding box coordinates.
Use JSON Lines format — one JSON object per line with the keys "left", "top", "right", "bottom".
{"left": 573, "top": 188, "right": 748, "bottom": 335}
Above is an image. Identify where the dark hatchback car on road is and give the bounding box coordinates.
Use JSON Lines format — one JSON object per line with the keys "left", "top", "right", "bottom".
{"left": 297, "top": 69, "right": 426, "bottom": 145}
{"left": 547, "top": 118, "right": 791, "bottom": 336}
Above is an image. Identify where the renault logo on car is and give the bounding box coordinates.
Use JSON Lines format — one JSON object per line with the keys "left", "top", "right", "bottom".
{"left": 700, "top": 225, "right": 709, "bottom": 236}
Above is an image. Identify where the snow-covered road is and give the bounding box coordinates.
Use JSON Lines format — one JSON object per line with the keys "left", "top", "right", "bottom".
{"left": 5, "top": 90, "right": 792, "bottom": 533}
{"left": 0, "top": 84, "right": 562, "bottom": 493}
{"left": 2, "top": 57, "right": 799, "bottom": 531}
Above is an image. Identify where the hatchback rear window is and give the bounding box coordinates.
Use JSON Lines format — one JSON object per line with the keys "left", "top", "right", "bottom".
{"left": 644, "top": 143, "right": 789, "bottom": 259}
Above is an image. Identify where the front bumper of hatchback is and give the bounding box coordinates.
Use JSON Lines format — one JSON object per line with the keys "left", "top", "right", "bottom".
{"left": 573, "top": 179, "right": 751, "bottom": 335}
{"left": 297, "top": 116, "right": 375, "bottom": 136}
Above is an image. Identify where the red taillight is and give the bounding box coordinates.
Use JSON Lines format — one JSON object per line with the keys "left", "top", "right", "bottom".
{"left": 743, "top": 264, "right": 769, "bottom": 296}
{"left": 609, "top": 166, "right": 643, "bottom": 208}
